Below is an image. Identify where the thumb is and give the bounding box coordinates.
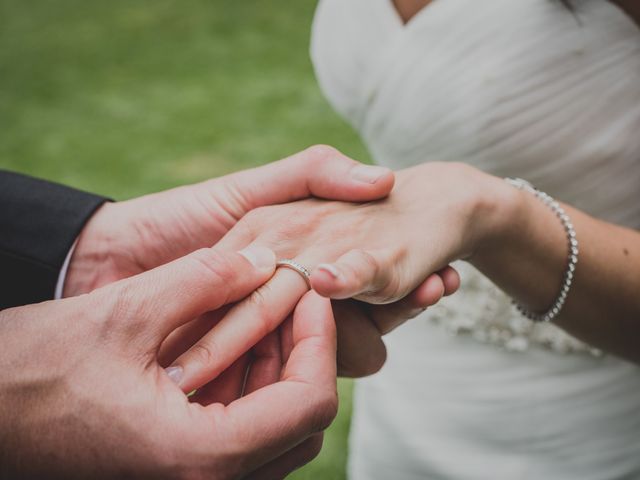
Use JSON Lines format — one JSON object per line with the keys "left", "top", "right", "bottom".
{"left": 94, "top": 245, "right": 276, "bottom": 346}
{"left": 217, "top": 145, "right": 395, "bottom": 214}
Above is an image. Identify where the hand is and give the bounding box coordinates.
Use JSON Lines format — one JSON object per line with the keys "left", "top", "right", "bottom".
{"left": 331, "top": 267, "right": 459, "bottom": 377}
{"left": 0, "top": 247, "right": 338, "bottom": 480}
{"left": 63, "top": 145, "right": 395, "bottom": 297}
{"left": 166, "top": 161, "right": 502, "bottom": 390}
{"left": 64, "top": 144, "right": 456, "bottom": 378}
{"left": 155, "top": 266, "right": 460, "bottom": 383}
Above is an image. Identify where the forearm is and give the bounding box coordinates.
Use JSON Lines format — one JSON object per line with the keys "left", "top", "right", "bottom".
{"left": 470, "top": 181, "right": 640, "bottom": 363}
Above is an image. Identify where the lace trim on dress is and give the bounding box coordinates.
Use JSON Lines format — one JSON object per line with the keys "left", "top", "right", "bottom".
{"left": 427, "top": 263, "right": 603, "bottom": 357}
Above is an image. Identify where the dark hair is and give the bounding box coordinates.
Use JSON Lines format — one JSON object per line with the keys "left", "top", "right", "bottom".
{"left": 560, "top": 0, "right": 640, "bottom": 27}
{"left": 559, "top": 0, "right": 581, "bottom": 25}
{"left": 559, "top": 0, "right": 574, "bottom": 11}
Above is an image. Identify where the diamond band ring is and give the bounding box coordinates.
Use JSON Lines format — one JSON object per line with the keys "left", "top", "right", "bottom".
{"left": 276, "top": 259, "right": 312, "bottom": 288}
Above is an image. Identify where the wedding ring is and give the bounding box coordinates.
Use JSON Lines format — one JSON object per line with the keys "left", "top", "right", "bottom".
{"left": 276, "top": 259, "right": 312, "bottom": 288}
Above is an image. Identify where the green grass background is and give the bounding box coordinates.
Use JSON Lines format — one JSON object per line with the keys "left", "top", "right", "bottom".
{"left": 0, "top": 1, "right": 371, "bottom": 477}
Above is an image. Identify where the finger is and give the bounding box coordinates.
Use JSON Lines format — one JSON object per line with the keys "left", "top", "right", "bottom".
{"left": 169, "top": 268, "right": 308, "bottom": 392}
{"left": 282, "top": 291, "right": 337, "bottom": 385}
{"left": 245, "top": 434, "right": 324, "bottom": 480}
{"left": 189, "top": 354, "right": 250, "bottom": 406}
{"left": 95, "top": 245, "right": 276, "bottom": 345}
{"left": 439, "top": 265, "right": 461, "bottom": 296}
{"left": 332, "top": 300, "right": 386, "bottom": 378}
{"left": 243, "top": 330, "right": 282, "bottom": 395}
{"left": 157, "top": 308, "right": 229, "bottom": 367}
{"left": 187, "top": 292, "right": 337, "bottom": 476}
{"left": 210, "top": 146, "right": 394, "bottom": 219}
{"left": 395, "top": 266, "right": 459, "bottom": 310}
{"left": 366, "top": 271, "right": 456, "bottom": 335}
{"left": 409, "top": 273, "right": 446, "bottom": 308}
{"left": 310, "top": 248, "right": 399, "bottom": 303}
{"left": 279, "top": 315, "right": 295, "bottom": 366}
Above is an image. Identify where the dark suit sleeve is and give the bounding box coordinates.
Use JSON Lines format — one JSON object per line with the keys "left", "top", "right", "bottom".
{"left": 0, "top": 170, "right": 108, "bottom": 309}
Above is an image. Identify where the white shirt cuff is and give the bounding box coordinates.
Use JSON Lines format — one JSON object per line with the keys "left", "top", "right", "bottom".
{"left": 54, "top": 239, "right": 78, "bottom": 300}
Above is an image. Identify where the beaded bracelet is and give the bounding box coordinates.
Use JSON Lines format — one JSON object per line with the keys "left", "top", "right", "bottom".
{"left": 504, "top": 178, "right": 579, "bottom": 323}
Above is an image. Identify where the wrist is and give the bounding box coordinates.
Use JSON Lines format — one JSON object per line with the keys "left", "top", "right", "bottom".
{"left": 63, "top": 203, "right": 118, "bottom": 297}
{"left": 465, "top": 171, "right": 529, "bottom": 263}
{"left": 466, "top": 177, "right": 575, "bottom": 314}
{"left": 396, "top": 162, "right": 521, "bottom": 262}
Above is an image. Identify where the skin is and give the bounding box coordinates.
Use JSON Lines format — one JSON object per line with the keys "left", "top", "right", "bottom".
{"left": 3, "top": 3, "right": 634, "bottom": 477}
{"left": 62, "top": 146, "right": 398, "bottom": 296}
{"left": 393, "top": 0, "right": 640, "bottom": 26}
{"left": 0, "top": 147, "right": 460, "bottom": 478}
{"left": 168, "top": 157, "right": 640, "bottom": 395}
{"left": 0, "top": 246, "right": 339, "bottom": 480}
{"left": 392, "top": 0, "right": 433, "bottom": 24}
{"left": 388, "top": 0, "right": 640, "bottom": 359}
{"left": 65, "top": 146, "right": 459, "bottom": 378}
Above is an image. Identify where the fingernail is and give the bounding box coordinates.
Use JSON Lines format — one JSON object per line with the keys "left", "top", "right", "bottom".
{"left": 239, "top": 246, "right": 275, "bottom": 271}
{"left": 350, "top": 165, "right": 390, "bottom": 184}
{"left": 317, "top": 263, "right": 341, "bottom": 279}
{"left": 165, "top": 366, "right": 183, "bottom": 385}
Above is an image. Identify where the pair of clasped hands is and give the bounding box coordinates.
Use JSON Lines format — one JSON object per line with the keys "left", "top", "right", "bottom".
{"left": 1, "top": 147, "right": 468, "bottom": 480}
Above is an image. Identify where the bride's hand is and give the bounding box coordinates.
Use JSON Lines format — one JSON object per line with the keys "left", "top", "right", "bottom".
{"left": 165, "top": 160, "right": 510, "bottom": 391}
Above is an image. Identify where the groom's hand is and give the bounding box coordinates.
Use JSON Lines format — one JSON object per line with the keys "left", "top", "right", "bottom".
{"left": 63, "top": 145, "right": 394, "bottom": 297}
{"left": 0, "top": 246, "right": 338, "bottom": 480}
{"left": 61, "top": 143, "right": 455, "bottom": 381}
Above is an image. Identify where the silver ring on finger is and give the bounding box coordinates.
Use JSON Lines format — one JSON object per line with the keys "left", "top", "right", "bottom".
{"left": 276, "top": 259, "right": 312, "bottom": 289}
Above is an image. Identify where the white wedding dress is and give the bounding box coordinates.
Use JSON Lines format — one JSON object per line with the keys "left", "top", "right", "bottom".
{"left": 311, "top": 1, "right": 640, "bottom": 478}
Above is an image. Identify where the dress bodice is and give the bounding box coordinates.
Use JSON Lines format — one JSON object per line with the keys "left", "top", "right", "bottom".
{"left": 310, "top": 2, "right": 640, "bottom": 479}
{"left": 311, "top": 0, "right": 640, "bottom": 227}
{"left": 311, "top": 0, "right": 640, "bottom": 355}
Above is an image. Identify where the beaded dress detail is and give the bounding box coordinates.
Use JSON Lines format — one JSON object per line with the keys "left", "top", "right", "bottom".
{"left": 428, "top": 263, "right": 600, "bottom": 355}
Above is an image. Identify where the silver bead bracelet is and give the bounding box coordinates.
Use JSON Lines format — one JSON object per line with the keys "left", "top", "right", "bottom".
{"left": 504, "top": 178, "right": 579, "bottom": 323}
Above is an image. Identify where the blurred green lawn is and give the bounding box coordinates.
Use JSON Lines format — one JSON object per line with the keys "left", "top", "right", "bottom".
{"left": 0, "top": 1, "right": 371, "bottom": 478}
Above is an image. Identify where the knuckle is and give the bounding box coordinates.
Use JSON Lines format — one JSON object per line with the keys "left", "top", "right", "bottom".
{"left": 242, "top": 202, "right": 330, "bottom": 250}
{"left": 96, "top": 282, "right": 143, "bottom": 329}
{"left": 238, "top": 206, "right": 289, "bottom": 245}
{"left": 189, "top": 341, "right": 217, "bottom": 370}
{"left": 241, "top": 205, "right": 268, "bottom": 224}
{"left": 376, "top": 277, "right": 402, "bottom": 304}
{"left": 341, "top": 249, "right": 380, "bottom": 289}
{"left": 246, "top": 286, "right": 279, "bottom": 337}
{"left": 369, "top": 249, "right": 408, "bottom": 304}
{"left": 74, "top": 282, "right": 154, "bottom": 349}
{"left": 304, "top": 144, "right": 340, "bottom": 164}
{"left": 274, "top": 215, "right": 315, "bottom": 240}
{"left": 355, "top": 249, "right": 379, "bottom": 274}
{"left": 301, "top": 144, "right": 356, "bottom": 174}
{"left": 188, "top": 248, "right": 237, "bottom": 288}
{"left": 225, "top": 214, "right": 255, "bottom": 241}
{"left": 309, "top": 390, "right": 339, "bottom": 432}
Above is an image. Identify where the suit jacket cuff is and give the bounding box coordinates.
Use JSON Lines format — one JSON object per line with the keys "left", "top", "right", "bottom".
{"left": 0, "top": 170, "right": 109, "bottom": 309}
